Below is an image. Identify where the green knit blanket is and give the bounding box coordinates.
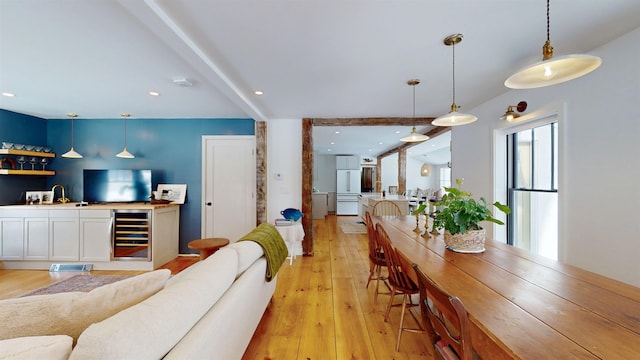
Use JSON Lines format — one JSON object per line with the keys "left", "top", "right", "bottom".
{"left": 238, "top": 223, "right": 288, "bottom": 282}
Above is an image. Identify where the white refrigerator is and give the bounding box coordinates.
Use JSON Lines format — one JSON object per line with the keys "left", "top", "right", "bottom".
{"left": 336, "top": 169, "right": 361, "bottom": 215}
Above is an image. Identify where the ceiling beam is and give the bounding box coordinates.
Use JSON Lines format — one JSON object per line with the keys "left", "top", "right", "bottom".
{"left": 312, "top": 117, "right": 435, "bottom": 126}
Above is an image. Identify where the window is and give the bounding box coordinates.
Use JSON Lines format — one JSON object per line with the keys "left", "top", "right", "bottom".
{"left": 440, "top": 167, "right": 451, "bottom": 189}
{"left": 507, "top": 122, "right": 558, "bottom": 259}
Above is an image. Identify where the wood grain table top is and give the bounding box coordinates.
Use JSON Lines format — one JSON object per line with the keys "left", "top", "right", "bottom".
{"left": 373, "top": 215, "right": 640, "bottom": 360}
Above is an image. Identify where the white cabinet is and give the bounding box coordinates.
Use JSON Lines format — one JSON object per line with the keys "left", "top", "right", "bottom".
{"left": 312, "top": 193, "right": 328, "bottom": 219}
{"left": 0, "top": 205, "right": 178, "bottom": 270}
{"left": 80, "top": 210, "right": 112, "bottom": 262}
{"left": 336, "top": 155, "right": 360, "bottom": 170}
{"left": 0, "top": 217, "right": 24, "bottom": 260}
{"left": 24, "top": 216, "right": 49, "bottom": 260}
{"left": 49, "top": 210, "right": 80, "bottom": 261}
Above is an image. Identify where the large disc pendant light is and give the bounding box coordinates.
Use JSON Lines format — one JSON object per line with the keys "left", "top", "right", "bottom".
{"left": 432, "top": 34, "right": 477, "bottom": 127}
{"left": 504, "top": 0, "right": 601, "bottom": 89}
{"left": 401, "top": 79, "right": 429, "bottom": 142}
{"left": 61, "top": 113, "right": 83, "bottom": 158}
{"left": 116, "top": 113, "right": 135, "bottom": 159}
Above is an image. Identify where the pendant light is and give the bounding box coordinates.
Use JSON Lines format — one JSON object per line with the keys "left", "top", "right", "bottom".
{"left": 116, "top": 113, "right": 135, "bottom": 159}
{"left": 61, "top": 113, "right": 83, "bottom": 158}
{"left": 504, "top": 0, "right": 601, "bottom": 89}
{"left": 400, "top": 79, "right": 429, "bottom": 142}
{"left": 420, "top": 163, "right": 431, "bottom": 177}
{"left": 432, "top": 34, "right": 477, "bottom": 126}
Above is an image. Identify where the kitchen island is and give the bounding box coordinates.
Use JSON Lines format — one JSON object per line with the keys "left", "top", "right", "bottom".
{"left": 358, "top": 193, "right": 410, "bottom": 221}
{"left": 0, "top": 202, "right": 179, "bottom": 270}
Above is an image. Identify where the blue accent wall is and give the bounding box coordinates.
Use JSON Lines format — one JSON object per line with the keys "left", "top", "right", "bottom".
{"left": 0, "top": 110, "right": 49, "bottom": 204}
{"left": 1, "top": 109, "right": 255, "bottom": 255}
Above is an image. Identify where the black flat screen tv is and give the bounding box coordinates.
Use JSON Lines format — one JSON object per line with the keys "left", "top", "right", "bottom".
{"left": 83, "top": 169, "right": 152, "bottom": 203}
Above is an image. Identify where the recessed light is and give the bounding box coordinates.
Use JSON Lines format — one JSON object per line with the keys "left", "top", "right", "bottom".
{"left": 149, "top": 91, "right": 160, "bottom": 96}
{"left": 254, "top": 90, "right": 264, "bottom": 96}
{"left": 378, "top": 142, "right": 383, "bottom": 145}
{"left": 2, "top": 92, "right": 15, "bottom": 97}
{"left": 368, "top": 149, "right": 372, "bottom": 152}
{"left": 335, "top": 131, "right": 340, "bottom": 134}
{"left": 330, "top": 142, "right": 335, "bottom": 145}
{"left": 395, "top": 130, "right": 400, "bottom": 134}
{"left": 327, "top": 149, "right": 332, "bottom": 152}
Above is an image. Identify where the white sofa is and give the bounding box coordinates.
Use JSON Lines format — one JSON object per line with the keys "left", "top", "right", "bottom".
{"left": 0, "top": 240, "right": 277, "bottom": 360}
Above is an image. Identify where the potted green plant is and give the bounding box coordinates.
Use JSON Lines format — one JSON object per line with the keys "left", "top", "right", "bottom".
{"left": 433, "top": 178, "right": 511, "bottom": 253}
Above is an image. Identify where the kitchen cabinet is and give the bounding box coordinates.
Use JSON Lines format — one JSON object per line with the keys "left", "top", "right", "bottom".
{"left": 24, "top": 216, "right": 48, "bottom": 260}
{"left": 0, "top": 216, "right": 24, "bottom": 260}
{"left": 0, "top": 204, "right": 179, "bottom": 270}
{"left": 80, "top": 210, "right": 112, "bottom": 262}
{"left": 49, "top": 210, "right": 80, "bottom": 261}
{"left": 336, "top": 155, "right": 360, "bottom": 170}
{"left": 312, "top": 193, "right": 328, "bottom": 219}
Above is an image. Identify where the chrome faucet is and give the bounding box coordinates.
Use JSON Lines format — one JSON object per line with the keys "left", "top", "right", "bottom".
{"left": 51, "top": 184, "right": 70, "bottom": 203}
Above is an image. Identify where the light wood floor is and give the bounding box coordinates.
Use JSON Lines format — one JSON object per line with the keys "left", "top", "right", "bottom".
{"left": 0, "top": 215, "right": 433, "bottom": 358}
{"left": 243, "top": 215, "right": 433, "bottom": 359}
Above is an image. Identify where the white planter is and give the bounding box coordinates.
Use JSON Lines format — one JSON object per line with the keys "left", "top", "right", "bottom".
{"left": 443, "top": 228, "right": 486, "bottom": 253}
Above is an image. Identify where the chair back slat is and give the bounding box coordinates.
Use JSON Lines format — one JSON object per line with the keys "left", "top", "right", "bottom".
{"left": 412, "top": 263, "right": 474, "bottom": 360}
{"left": 373, "top": 200, "right": 402, "bottom": 216}
{"left": 365, "top": 212, "right": 380, "bottom": 257}
{"left": 376, "top": 224, "right": 417, "bottom": 292}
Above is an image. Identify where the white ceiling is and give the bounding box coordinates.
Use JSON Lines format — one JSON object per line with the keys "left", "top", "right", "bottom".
{"left": 1, "top": 0, "right": 639, "bottom": 160}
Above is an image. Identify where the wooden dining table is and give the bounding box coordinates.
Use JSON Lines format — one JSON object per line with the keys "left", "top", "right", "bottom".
{"left": 372, "top": 215, "right": 640, "bottom": 360}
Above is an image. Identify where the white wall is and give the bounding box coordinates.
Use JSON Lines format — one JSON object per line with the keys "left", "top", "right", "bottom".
{"left": 313, "top": 153, "right": 337, "bottom": 192}
{"left": 380, "top": 153, "right": 398, "bottom": 192}
{"left": 267, "top": 119, "right": 302, "bottom": 223}
{"left": 406, "top": 157, "right": 434, "bottom": 194}
{"left": 451, "top": 27, "right": 640, "bottom": 287}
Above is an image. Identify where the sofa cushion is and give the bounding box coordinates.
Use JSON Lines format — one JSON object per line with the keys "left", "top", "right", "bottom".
{"left": 70, "top": 248, "right": 239, "bottom": 360}
{"left": 0, "top": 269, "right": 170, "bottom": 343}
{"left": 0, "top": 335, "right": 72, "bottom": 360}
{"left": 227, "top": 240, "right": 264, "bottom": 276}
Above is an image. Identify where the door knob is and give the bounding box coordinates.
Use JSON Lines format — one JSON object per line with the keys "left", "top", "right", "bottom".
{"left": 206, "top": 202, "right": 212, "bottom": 206}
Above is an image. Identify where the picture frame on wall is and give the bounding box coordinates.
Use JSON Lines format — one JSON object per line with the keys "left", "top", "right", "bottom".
{"left": 26, "top": 191, "right": 42, "bottom": 205}
{"left": 156, "top": 184, "right": 187, "bottom": 204}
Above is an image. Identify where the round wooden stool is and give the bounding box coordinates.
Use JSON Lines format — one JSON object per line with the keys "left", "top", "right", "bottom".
{"left": 188, "top": 238, "right": 230, "bottom": 260}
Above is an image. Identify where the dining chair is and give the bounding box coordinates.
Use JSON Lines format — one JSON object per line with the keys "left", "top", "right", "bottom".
{"left": 376, "top": 223, "right": 424, "bottom": 352}
{"left": 365, "top": 212, "right": 389, "bottom": 304}
{"left": 412, "top": 263, "right": 475, "bottom": 360}
{"left": 373, "top": 200, "right": 402, "bottom": 216}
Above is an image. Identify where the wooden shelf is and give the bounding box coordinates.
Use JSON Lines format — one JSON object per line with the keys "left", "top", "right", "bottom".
{"left": 0, "top": 169, "right": 55, "bottom": 176}
{"left": 0, "top": 149, "right": 56, "bottom": 158}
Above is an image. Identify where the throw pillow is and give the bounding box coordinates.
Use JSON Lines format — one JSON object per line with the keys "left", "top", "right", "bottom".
{"left": 0, "top": 335, "right": 72, "bottom": 360}
{"left": 0, "top": 269, "right": 171, "bottom": 343}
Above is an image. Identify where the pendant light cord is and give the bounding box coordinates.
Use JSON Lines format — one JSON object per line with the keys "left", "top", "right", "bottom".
{"left": 412, "top": 82, "right": 416, "bottom": 121}
{"left": 71, "top": 118, "right": 75, "bottom": 147}
{"left": 451, "top": 40, "right": 456, "bottom": 106}
{"left": 123, "top": 118, "right": 127, "bottom": 147}
{"left": 546, "top": 0, "right": 550, "bottom": 42}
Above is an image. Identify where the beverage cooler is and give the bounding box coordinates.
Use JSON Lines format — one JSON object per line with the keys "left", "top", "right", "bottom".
{"left": 112, "top": 209, "right": 152, "bottom": 260}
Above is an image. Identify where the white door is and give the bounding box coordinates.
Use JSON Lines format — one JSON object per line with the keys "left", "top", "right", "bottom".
{"left": 202, "top": 136, "right": 256, "bottom": 242}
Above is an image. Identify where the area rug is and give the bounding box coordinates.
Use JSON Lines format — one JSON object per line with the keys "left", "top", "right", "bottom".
{"left": 21, "top": 275, "right": 133, "bottom": 297}
{"left": 339, "top": 219, "right": 367, "bottom": 234}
